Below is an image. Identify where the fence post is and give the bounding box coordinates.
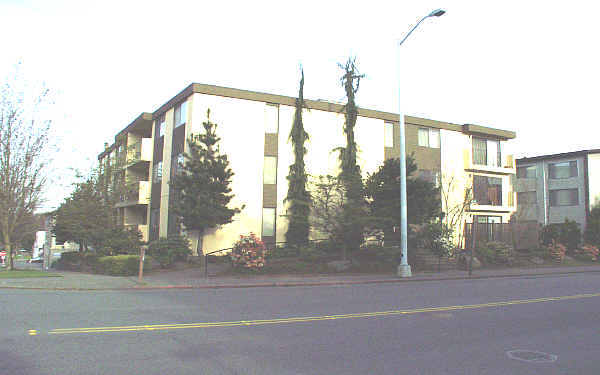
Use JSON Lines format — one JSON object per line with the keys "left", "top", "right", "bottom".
{"left": 469, "top": 222, "right": 475, "bottom": 277}
{"left": 138, "top": 245, "right": 146, "bottom": 282}
{"left": 204, "top": 253, "right": 208, "bottom": 278}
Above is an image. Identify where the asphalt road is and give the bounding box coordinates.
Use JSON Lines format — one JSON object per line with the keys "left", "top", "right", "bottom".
{"left": 2, "top": 273, "right": 600, "bottom": 374}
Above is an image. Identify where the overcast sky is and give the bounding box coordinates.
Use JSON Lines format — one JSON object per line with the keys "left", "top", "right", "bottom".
{"left": 1, "top": 0, "right": 599, "bottom": 210}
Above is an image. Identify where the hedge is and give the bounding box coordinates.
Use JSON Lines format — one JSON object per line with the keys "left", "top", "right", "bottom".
{"left": 54, "top": 251, "right": 153, "bottom": 276}
{"left": 94, "top": 255, "right": 153, "bottom": 276}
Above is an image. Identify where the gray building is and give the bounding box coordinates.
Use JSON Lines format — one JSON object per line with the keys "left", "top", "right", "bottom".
{"left": 515, "top": 149, "right": 600, "bottom": 230}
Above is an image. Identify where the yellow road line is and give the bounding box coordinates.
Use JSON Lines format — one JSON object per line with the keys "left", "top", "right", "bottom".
{"left": 45, "top": 292, "right": 600, "bottom": 335}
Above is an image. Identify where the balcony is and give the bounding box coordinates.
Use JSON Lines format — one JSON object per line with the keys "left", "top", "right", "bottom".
{"left": 115, "top": 181, "right": 150, "bottom": 208}
{"left": 463, "top": 150, "right": 516, "bottom": 175}
{"left": 114, "top": 139, "right": 152, "bottom": 170}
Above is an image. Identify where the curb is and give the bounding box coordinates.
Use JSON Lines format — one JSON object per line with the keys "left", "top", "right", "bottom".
{"left": 3, "top": 268, "right": 600, "bottom": 291}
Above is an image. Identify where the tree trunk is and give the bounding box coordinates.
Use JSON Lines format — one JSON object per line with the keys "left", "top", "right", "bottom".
{"left": 4, "top": 232, "right": 14, "bottom": 271}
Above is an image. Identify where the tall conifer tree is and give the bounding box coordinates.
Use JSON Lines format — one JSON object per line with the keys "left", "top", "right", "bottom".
{"left": 336, "top": 57, "right": 366, "bottom": 258}
{"left": 285, "top": 69, "right": 311, "bottom": 245}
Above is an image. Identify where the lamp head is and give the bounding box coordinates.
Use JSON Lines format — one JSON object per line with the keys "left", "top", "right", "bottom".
{"left": 429, "top": 9, "right": 446, "bottom": 17}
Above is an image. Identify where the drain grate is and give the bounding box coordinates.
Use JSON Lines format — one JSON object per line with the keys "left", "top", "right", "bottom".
{"left": 507, "top": 350, "right": 557, "bottom": 363}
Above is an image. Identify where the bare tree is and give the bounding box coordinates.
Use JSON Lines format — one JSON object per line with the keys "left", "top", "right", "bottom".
{"left": 440, "top": 173, "right": 474, "bottom": 250}
{"left": 0, "top": 70, "right": 51, "bottom": 270}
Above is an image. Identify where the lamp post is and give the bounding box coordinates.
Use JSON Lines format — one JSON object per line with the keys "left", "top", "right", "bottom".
{"left": 397, "top": 9, "right": 445, "bottom": 278}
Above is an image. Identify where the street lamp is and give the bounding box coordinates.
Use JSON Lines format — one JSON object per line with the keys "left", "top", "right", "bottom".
{"left": 397, "top": 9, "right": 445, "bottom": 278}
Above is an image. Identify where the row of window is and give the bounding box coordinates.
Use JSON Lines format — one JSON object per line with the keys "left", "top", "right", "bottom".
{"left": 517, "top": 161, "right": 578, "bottom": 180}
{"left": 518, "top": 189, "right": 579, "bottom": 207}
{"left": 152, "top": 154, "right": 184, "bottom": 184}
{"left": 383, "top": 123, "right": 441, "bottom": 149}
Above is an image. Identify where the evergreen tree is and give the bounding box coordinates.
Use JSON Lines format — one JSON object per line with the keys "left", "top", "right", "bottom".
{"left": 285, "top": 69, "right": 311, "bottom": 245}
{"left": 335, "top": 57, "right": 367, "bottom": 258}
{"left": 53, "top": 171, "right": 118, "bottom": 252}
{"left": 365, "top": 156, "right": 441, "bottom": 241}
{"left": 170, "top": 109, "right": 243, "bottom": 252}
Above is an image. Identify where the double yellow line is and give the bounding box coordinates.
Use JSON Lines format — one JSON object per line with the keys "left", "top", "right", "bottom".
{"left": 46, "top": 292, "right": 600, "bottom": 335}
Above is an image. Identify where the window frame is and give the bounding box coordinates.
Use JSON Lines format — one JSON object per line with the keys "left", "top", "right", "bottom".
{"left": 517, "top": 165, "right": 536, "bottom": 179}
{"left": 174, "top": 101, "right": 188, "bottom": 128}
{"left": 158, "top": 115, "right": 166, "bottom": 138}
{"left": 153, "top": 161, "right": 163, "bottom": 184}
{"left": 548, "top": 160, "right": 577, "bottom": 179}
{"left": 472, "top": 137, "right": 502, "bottom": 167}
{"left": 384, "top": 122, "right": 395, "bottom": 148}
{"left": 549, "top": 188, "right": 579, "bottom": 207}
{"left": 417, "top": 127, "right": 440, "bottom": 148}
{"left": 473, "top": 175, "right": 503, "bottom": 206}
{"left": 263, "top": 156, "right": 277, "bottom": 185}
{"left": 262, "top": 207, "right": 276, "bottom": 237}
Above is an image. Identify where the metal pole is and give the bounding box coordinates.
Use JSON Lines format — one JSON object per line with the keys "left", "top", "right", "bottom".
{"left": 138, "top": 246, "right": 146, "bottom": 282}
{"left": 396, "top": 9, "right": 445, "bottom": 277}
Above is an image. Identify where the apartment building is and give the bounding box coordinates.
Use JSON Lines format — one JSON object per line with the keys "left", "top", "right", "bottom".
{"left": 515, "top": 149, "right": 600, "bottom": 229}
{"left": 98, "top": 83, "right": 517, "bottom": 254}
{"left": 98, "top": 113, "right": 153, "bottom": 241}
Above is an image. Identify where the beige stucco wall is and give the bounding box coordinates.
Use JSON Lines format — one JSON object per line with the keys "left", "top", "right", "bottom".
{"left": 274, "top": 106, "right": 385, "bottom": 243}
{"left": 190, "top": 93, "right": 265, "bottom": 254}
{"left": 588, "top": 153, "right": 600, "bottom": 208}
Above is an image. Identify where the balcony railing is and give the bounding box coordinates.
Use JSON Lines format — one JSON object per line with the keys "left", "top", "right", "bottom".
{"left": 114, "top": 139, "right": 152, "bottom": 169}
{"left": 115, "top": 181, "right": 150, "bottom": 207}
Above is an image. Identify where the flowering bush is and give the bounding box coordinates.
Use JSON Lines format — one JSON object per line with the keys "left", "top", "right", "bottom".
{"left": 231, "top": 233, "right": 267, "bottom": 269}
{"left": 577, "top": 244, "right": 599, "bottom": 261}
{"left": 547, "top": 241, "right": 567, "bottom": 263}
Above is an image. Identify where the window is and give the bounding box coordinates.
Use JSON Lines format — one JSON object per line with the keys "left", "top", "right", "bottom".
{"left": 263, "top": 156, "right": 277, "bottom": 184}
{"left": 174, "top": 101, "right": 187, "bottom": 127}
{"left": 549, "top": 189, "right": 579, "bottom": 206}
{"left": 549, "top": 161, "right": 577, "bottom": 179}
{"left": 472, "top": 138, "right": 501, "bottom": 167}
{"left": 264, "top": 104, "right": 279, "bottom": 134}
{"left": 517, "top": 165, "right": 536, "bottom": 179}
{"left": 517, "top": 191, "right": 537, "bottom": 205}
{"left": 172, "top": 153, "right": 184, "bottom": 176}
{"left": 262, "top": 208, "right": 276, "bottom": 237}
{"left": 417, "top": 127, "right": 440, "bottom": 148}
{"left": 384, "top": 122, "right": 394, "bottom": 147}
{"left": 473, "top": 175, "right": 502, "bottom": 206}
{"left": 158, "top": 115, "right": 166, "bottom": 137}
{"left": 153, "top": 161, "right": 163, "bottom": 183}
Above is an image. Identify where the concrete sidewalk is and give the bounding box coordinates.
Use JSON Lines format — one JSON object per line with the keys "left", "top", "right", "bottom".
{"left": 2, "top": 264, "right": 600, "bottom": 290}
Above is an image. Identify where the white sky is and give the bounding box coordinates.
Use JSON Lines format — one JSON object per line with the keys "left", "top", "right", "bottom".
{"left": 1, "top": 0, "right": 599, "bottom": 210}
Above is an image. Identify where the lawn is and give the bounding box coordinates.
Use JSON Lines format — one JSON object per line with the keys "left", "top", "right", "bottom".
{"left": 0, "top": 270, "right": 63, "bottom": 278}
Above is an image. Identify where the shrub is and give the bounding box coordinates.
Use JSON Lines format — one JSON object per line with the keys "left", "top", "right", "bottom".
{"left": 414, "top": 223, "right": 454, "bottom": 258}
{"left": 575, "top": 244, "right": 599, "bottom": 261}
{"left": 541, "top": 219, "right": 581, "bottom": 251}
{"left": 54, "top": 251, "right": 100, "bottom": 271}
{"left": 147, "top": 236, "right": 191, "bottom": 268}
{"left": 93, "top": 255, "right": 153, "bottom": 276}
{"left": 96, "top": 227, "right": 143, "bottom": 256}
{"left": 476, "top": 241, "right": 514, "bottom": 265}
{"left": 547, "top": 241, "right": 567, "bottom": 263}
{"left": 584, "top": 204, "right": 600, "bottom": 248}
{"left": 231, "top": 233, "right": 267, "bottom": 270}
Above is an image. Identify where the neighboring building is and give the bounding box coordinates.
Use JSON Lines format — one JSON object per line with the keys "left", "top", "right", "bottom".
{"left": 515, "top": 149, "right": 600, "bottom": 230}
{"left": 99, "top": 83, "right": 517, "bottom": 254}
